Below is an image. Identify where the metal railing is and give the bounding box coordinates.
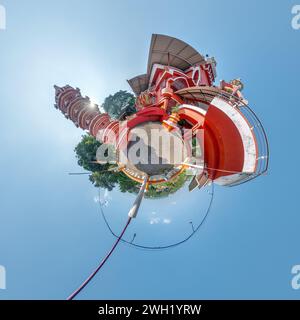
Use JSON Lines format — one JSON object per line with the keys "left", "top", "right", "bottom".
{"left": 213, "top": 90, "right": 269, "bottom": 186}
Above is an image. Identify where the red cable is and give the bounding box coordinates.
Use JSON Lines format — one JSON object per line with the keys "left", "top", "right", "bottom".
{"left": 67, "top": 216, "right": 132, "bottom": 300}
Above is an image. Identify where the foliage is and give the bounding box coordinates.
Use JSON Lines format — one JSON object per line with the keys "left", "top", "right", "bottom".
{"left": 75, "top": 134, "right": 139, "bottom": 192}
{"left": 74, "top": 135, "right": 103, "bottom": 172}
{"left": 145, "top": 171, "right": 189, "bottom": 199}
{"left": 102, "top": 90, "right": 136, "bottom": 119}
{"left": 171, "top": 105, "right": 180, "bottom": 113}
{"left": 89, "top": 170, "right": 119, "bottom": 191}
{"left": 117, "top": 172, "right": 140, "bottom": 193}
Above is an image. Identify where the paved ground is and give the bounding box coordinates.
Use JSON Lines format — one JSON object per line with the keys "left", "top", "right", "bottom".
{"left": 121, "top": 122, "right": 186, "bottom": 176}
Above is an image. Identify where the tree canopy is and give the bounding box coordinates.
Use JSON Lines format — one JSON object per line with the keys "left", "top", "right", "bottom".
{"left": 102, "top": 90, "right": 136, "bottom": 119}
{"left": 74, "top": 135, "right": 103, "bottom": 172}
{"left": 75, "top": 134, "right": 139, "bottom": 192}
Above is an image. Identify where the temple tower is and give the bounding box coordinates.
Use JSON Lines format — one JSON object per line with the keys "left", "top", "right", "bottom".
{"left": 54, "top": 85, "right": 120, "bottom": 144}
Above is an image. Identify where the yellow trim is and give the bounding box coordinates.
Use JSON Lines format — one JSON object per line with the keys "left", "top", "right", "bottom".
{"left": 120, "top": 165, "right": 185, "bottom": 185}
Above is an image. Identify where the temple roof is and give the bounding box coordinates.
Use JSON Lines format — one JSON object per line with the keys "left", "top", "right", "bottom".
{"left": 127, "top": 74, "right": 149, "bottom": 96}
{"left": 147, "top": 34, "right": 205, "bottom": 74}
{"left": 128, "top": 34, "right": 205, "bottom": 96}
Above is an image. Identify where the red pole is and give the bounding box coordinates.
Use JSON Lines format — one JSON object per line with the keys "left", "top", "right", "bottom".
{"left": 67, "top": 216, "right": 132, "bottom": 300}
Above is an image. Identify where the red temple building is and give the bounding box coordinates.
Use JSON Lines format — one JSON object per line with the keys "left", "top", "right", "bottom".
{"left": 55, "top": 34, "right": 268, "bottom": 191}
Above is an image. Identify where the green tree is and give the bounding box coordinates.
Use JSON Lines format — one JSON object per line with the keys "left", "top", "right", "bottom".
{"left": 74, "top": 135, "right": 103, "bottom": 172}
{"left": 118, "top": 172, "right": 139, "bottom": 193}
{"left": 102, "top": 90, "right": 136, "bottom": 119}
{"left": 75, "top": 135, "right": 137, "bottom": 192}
{"left": 145, "top": 171, "right": 189, "bottom": 199}
{"left": 89, "top": 170, "right": 119, "bottom": 191}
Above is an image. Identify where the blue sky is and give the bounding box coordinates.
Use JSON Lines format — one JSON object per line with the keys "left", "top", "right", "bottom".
{"left": 0, "top": 0, "right": 300, "bottom": 299}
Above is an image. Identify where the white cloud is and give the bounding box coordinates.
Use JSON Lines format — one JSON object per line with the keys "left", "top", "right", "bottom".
{"left": 149, "top": 217, "right": 160, "bottom": 225}
{"left": 94, "top": 196, "right": 100, "bottom": 203}
{"left": 103, "top": 189, "right": 112, "bottom": 200}
{"left": 94, "top": 189, "right": 112, "bottom": 207}
{"left": 100, "top": 199, "right": 109, "bottom": 207}
{"left": 149, "top": 217, "right": 172, "bottom": 225}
